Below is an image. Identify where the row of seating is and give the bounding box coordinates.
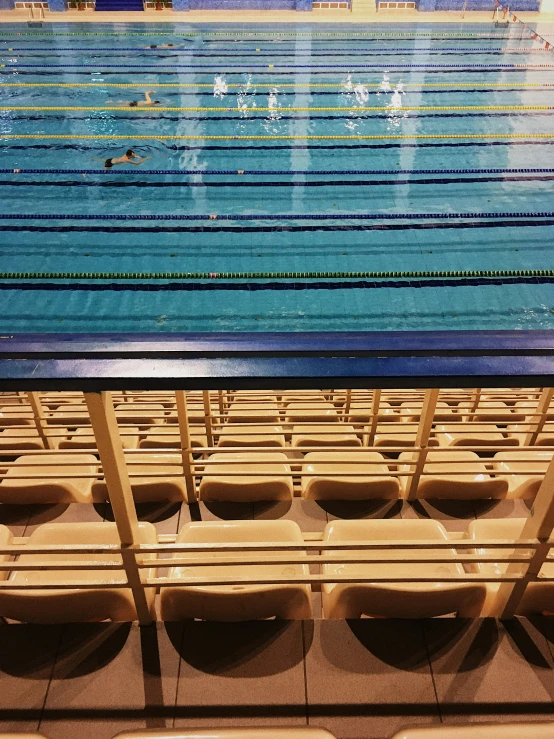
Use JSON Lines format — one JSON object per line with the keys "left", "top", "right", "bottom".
{"left": 0, "top": 517, "right": 546, "bottom": 622}
{"left": 5, "top": 720, "right": 554, "bottom": 738}
{"left": 0, "top": 449, "right": 549, "bottom": 504}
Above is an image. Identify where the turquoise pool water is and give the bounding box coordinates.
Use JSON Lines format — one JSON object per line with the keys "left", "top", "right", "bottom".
{"left": 0, "top": 20, "right": 553, "bottom": 332}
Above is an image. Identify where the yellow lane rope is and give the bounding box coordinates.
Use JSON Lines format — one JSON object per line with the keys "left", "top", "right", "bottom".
{"left": 1, "top": 82, "right": 554, "bottom": 88}
{"left": 0, "top": 31, "right": 530, "bottom": 36}
{"left": 3, "top": 105, "right": 553, "bottom": 112}
{"left": 1, "top": 133, "right": 553, "bottom": 141}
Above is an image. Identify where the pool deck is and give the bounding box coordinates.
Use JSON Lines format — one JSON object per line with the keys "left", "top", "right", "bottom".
{"left": 0, "top": 7, "right": 553, "bottom": 25}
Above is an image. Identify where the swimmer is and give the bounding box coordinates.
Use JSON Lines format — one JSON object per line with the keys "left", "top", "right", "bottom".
{"left": 146, "top": 42, "right": 184, "bottom": 49}
{"left": 111, "top": 90, "right": 161, "bottom": 108}
{"left": 103, "top": 149, "right": 150, "bottom": 169}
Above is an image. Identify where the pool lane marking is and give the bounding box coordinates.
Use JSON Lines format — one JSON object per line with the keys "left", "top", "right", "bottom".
{"left": 1, "top": 133, "right": 553, "bottom": 141}
{"left": 2, "top": 47, "right": 550, "bottom": 53}
{"left": 0, "top": 32, "right": 530, "bottom": 37}
{"left": 2, "top": 82, "right": 553, "bottom": 88}
{"left": 3, "top": 167, "right": 554, "bottom": 175}
{"left": 3, "top": 105, "right": 553, "bottom": 112}
{"left": 3, "top": 63, "right": 554, "bottom": 69}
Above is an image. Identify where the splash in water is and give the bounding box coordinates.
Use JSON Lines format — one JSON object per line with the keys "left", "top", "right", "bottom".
{"left": 213, "top": 75, "right": 228, "bottom": 98}
{"left": 343, "top": 73, "right": 354, "bottom": 92}
{"left": 354, "top": 83, "right": 369, "bottom": 105}
{"left": 389, "top": 83, "right": 405, "bottom": 109}
{"left": 379, "top": 73, "right": 391, "bottom": 93}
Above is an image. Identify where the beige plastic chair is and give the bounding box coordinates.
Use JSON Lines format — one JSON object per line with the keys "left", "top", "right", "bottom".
{"left": 139, "top": 428, "right": 207, "bottom": 450}
{"left": 0, "top": 428, "right": 60, "bottom": 451}
{"left": 321, "top": 519, "right": 486, "bottom": 619}
{"left": 373, "top": 423, "right": 438, "bottom": 448}
{"left": 0, "top": 524, "right": 13, "bottom": 581}
{"left": 114, "top": 404, "right": 167, "bottom": 426}
{"left": 113, "top": 729, "right": 337, "bottom": 739}
{"left": 492, "top": 449, "right": 553, "bottom": 499}
{"left": 217, "top": 424, "right": 285, "bottom": 448}
{"left": 0, "top": 453, "right": 97, "bottom": 504}
{"left": 59, "top": 426, "right": 139, "bottom": 450}
{"left": 0, "top": 405, "right": 34, "bottom": 427}
{"left": 301, "top": 451, "right": 400, "bottom": 500}
{"left": 347, "top": 400, "right": 399, "bottom": 424}
{"left": 434, "top": 423, "right": 518, "bottom": 448}
{"left": 199, "top": 452, "right": 293, "bottom": 502}
{"left": 227, "top": 402, "right": 281, "bottom": 424}
{"left": 291, "top": 424, "right": 361, "bottom": 448}
{"left": 390, "top": 721, "right": 554, "bottom": 738}
{"left": 507, "top": 421, "right": 554, "bottom": 446}
{"left": 285, "top": 402, "right": 338, "bottom": 424}
{"left": 458, "top": 400, "right": 525, "bottom": 423}
{"left": 48, "top": 404, "right": 90, "bottom": 426}
{"left": 398, "top": 450, "right": 508, "bottom": 500}
{"left": 0, "top": 734, "right": 51, "bottom": 738}
{"left": 399, "top": 401, "right": 456, "bottom": 423}
{"left": 0, "top": 521, "right": 157, "bottom": 623}
{"left": 93, "top": 453, "right": 188, "bottom": 503}
{"left": 160, "top": 520, "right": 312, "bottom": 621}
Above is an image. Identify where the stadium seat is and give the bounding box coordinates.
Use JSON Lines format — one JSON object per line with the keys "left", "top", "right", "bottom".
{"left": 398, "top": 450, "right": 508, "bottom": 499}
{"left": 217, "top": 424, "right": 286, "bottom": 448}
{"left": 0, "top": 453, "right": 98, "bottom": 504}
{"left": 139, "top": 428, "right": 207, "bottom": 450}
{"left": 114, "top": 404, "right": 168, "bottom": 425}
{"left": 347, "top": 400, "right": 399, "bottom": 424}
{"left": 59, "top": 426, "right": 139, "bottom": 450}
{"left": 0, "top": 428, "right": 60, "bottom": 450}
{"left": 199, "top": 452, "right": 293, "bottom": 502}
{"left": 458, "top": 400, "right": 526, "bottom": 423}
{"left": 492, "top": 449, "right": 553, "bottom": 498}
{"left": 160, "top": 520, "right": 312, "bottom": 621}
{"left": 321, "top": 519, "right": 486, "bottom": 619}
{"left": 285, "top": 402, "right": 338, "bottom": 423}
{"left": 291, "top": 424, "right": 361, "bottom": 448}
{"left": 93, "top": 453, "right": 189, "bottom": 503}
{"left": 373, "top": 423, "right": 438, "bottom": 448}
{"left": 0, "top": 521, "right": 157, "bottom": 622}
{"left": 390, "top": 721, "right": 554, "bottom": 738}
{"left": 0, "top": 733, "right": 51, "bottom": 738}
{"left": 399, "top": 401, "right": 456, "bottom": 422}
{"left": 227, "top": 402, "right": 281, "bottom": 424}
{"left": 464, "top": 518, "right": 554, "bottom": 616}
{"left": 434, "top": 423, "right": 518, "bottom": 447}
{"left": 301, "top": 451, "right": 400, "bottom": 500}
{"left": 0, "top": 405, "right": 34, "bottom": 426}
{"left": 113, "top": 730, "right": 337, "bottom": 739}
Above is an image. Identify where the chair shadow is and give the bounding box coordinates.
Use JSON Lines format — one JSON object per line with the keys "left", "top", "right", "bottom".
{"left": 319, "top": 499, "right": 402, "bottom": 520}
{"left": 103, "top": 501, "right": 182, "bottom": 524}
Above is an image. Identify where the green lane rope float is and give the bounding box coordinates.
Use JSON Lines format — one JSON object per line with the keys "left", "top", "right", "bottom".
{"left": 1, "top": 269, "right": 552, "bottom": 280}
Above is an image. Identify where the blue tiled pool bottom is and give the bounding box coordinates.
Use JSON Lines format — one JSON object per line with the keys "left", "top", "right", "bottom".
{"left": 0, "top": 20, "right": 553, "bottom": 332}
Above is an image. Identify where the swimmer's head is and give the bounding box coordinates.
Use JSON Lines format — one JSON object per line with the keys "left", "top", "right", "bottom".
{"left": 167, "top": 43, "right": 174, "bottom": 47}
{"left": 126, "top": 149, "right": 135, "bottom": 157}
{"left": 129, "top": 101, "right": 138, "bottom": 107}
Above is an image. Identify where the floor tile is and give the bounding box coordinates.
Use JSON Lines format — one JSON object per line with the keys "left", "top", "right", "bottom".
{"left": 423, "top": 617, "right": 554, "bottom": 723}
{"left": 0, "top": 624, "right": 60, "bottom": 733}
{"left": 324, "top": 499, "right": 403, "bottom": 523}
{"left": 403, "top": 500, "right": 476, "bottom": 533}
{"left": 172, "top": 620, "right": 307, "bottom": 728}
{"left": 253, "top": 498, "right": 329, "bottom": 532}
{"left": 40, "top": 622, "right": 181, "bottom": 739}
{"left": 24, "top": 503, "right": 105, "bottom": 535}
{"left": 304, "top": 620, "right": 440, "bottom": 739}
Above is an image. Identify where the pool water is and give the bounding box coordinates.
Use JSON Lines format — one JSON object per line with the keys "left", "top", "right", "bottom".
{"left": 0, "top": 20, "right": 553, "bottom": 333}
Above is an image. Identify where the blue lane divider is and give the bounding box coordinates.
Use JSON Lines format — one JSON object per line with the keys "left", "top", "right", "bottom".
{"left": 1, "top": 276, "right": 553, "bottom": 291}
{"left": 2, "top": 168, "right": 554, "bottom": 175}
{"left": 1, "top": 211, "right": 553, "bottom": 221}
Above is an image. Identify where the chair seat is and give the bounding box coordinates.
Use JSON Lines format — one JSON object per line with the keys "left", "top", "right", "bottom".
{"left": 347, "top": 400, "right": 399, "bottom": 424}
{"left": 492, "top": 450, "right": 553, "bottom": 499}
{"left": 390, "top": 720, "right": 554, "bottom": 738}
{"left": 0, "top": 428, "right": 62, "bottom": 451}
{"left": 434, "top": 423, "right": 518, "bottom": 447}
{"left": 0, "top": 522, "right": 157, "bottom": 623}
{"left": 285, "top": 402, "right": 338, "bottom": 423}
{"left": 321, "top": 519, "right": 486, "bottom": 619}
{"left": 114, "top": 404, "right": 167, "bottom": 426}
{"left": 227, "top": 402, "right": 281, "bottom": 424}
{"left": 199, "top": 452, "right": 293, "bottom": 502}
{"left": 217, "top": 424, "right": 285, "bottom": 448}
{"left": 399, "top": 401, "right": 456, "bottom": 423}
{"left": 398, "top": 450, "right": 508, "bottom": 499}
{"left": 291, "top": 424, "right": 361, "bottom": 448}
{"left": 160, "top": 520, "right": 312, "bottom": 621}
{"left": 0, "top": 405, "right": 34, "bottom": 427}
{"left": 301, "top": 451, "right": 400, "bottom": 500}
{"left": 93, "top": 453, "right": 188, "bottom": 503}
{"left": 458, "top": 400, "right": 525, "bottom": 424}
{"left": 139, "top": 427, "right": 207, "bottom": 450}
{"left": 507, "top": 422, "right": 554, "bottom": 446}
{"left": 0, "top": 453, "right": 97, "bottom": 504}
{"left": 113, "top": 728, "right": 337, "bottom": 739}
{"left": 59, "top": 426, "right": 139, "bottom": 450}
{"left": 373, "top": 423, "right": 439, "bottom": 448}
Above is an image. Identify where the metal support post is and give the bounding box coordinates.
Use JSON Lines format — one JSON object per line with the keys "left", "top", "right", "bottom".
{"left": 203, "top": 390, "right": 214, "bottom": 447}
{"left": 175, "top": 390, "right": 197, "bottom": 504}
{"left": 85, "top": 391, "right": 153, "bottom": 625}
{"left": 525, "top": 388, "right": 553, "bottom": 447}
{"left": 406, "top": 388, "right": 439, "bottom": 501}
{"left": 27, "top": 392, "right": 53, "bottom": 450}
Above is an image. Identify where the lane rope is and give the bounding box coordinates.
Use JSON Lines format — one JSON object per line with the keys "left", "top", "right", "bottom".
{"left": 0, "top": 211, "right": 552, "bottom": 222}
{"left": 1, "top": 133, "right": 552, "bottom": 141}
{"left": 2, "top": 105, "right": 553, "bottom": 112}
{"left": 1, "top": 46, "right": 550, "bottom": 53}
{"left": 3, "top": 167, "right": 553, "bottom": 175}
{"left": 1, "top": 82, "right": 553, "bottom": 88}
{"left": 3, "top": 63, "right": 554, "bottom": 68}
{"left": 1, "top": 269, "right": 552, "bottom": 280}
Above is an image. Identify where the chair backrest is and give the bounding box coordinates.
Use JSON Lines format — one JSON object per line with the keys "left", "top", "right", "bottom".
{"left": 112, "top": 729, "right": 337, "bottom": 739}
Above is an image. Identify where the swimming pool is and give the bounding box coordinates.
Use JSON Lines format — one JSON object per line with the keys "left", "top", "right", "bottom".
{"left": 0, "top": 20, "right": 553, "bottom": 333}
